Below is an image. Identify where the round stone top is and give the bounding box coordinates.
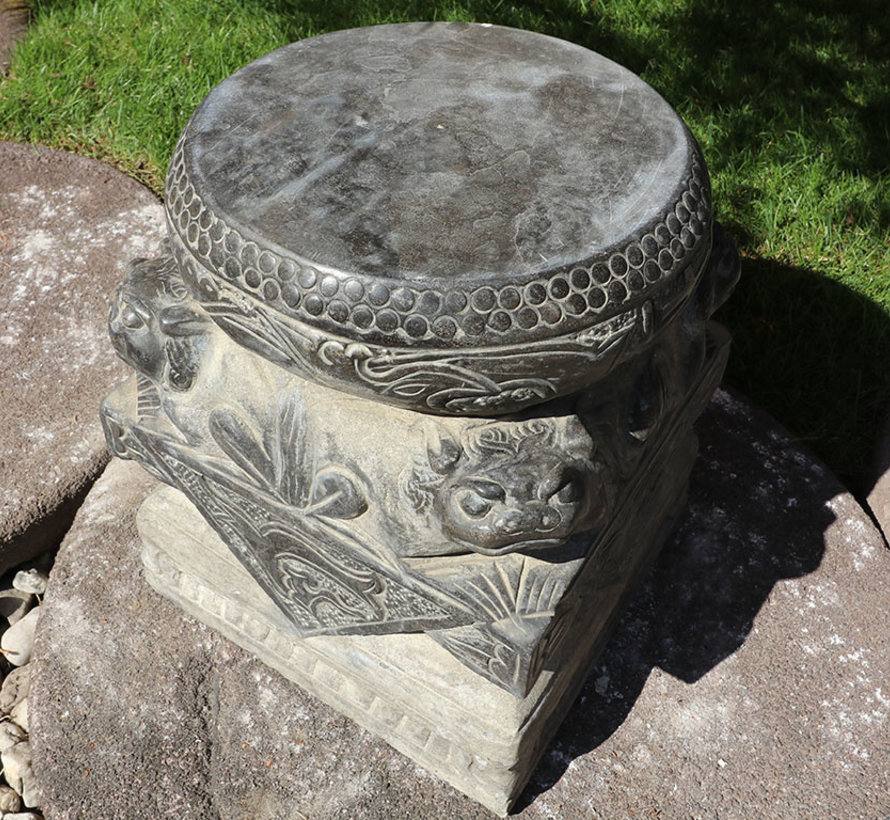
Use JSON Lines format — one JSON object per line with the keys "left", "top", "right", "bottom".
{"left": 165, "top": 23, "right": 714, "bottom": 414}
{"left": 180, "top": 23, "right": 692, "bottom": 283}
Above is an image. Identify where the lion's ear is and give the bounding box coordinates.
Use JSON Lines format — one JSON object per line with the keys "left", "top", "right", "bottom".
{"left": 159, "top": 304, "right": 208, "bottom": 337}
{"left": 562, "top": 416, "right": 595, "bottom": 454}
{"left": 425, "top": 424, "right": 461, "bottom": 474}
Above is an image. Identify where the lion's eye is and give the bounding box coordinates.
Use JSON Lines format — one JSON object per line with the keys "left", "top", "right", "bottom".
{"left": 458, "top": 491, "right": 492, "bottom": 518}
{"left": 465, "top": 478, "right": 506, "bottom": 501}
{"left": 121, "top": 305, "right": 145, "bottom": 329}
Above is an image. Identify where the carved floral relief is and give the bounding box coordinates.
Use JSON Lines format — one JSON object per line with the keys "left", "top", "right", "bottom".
{"left": 101, "top": 226, "right": 736, "bottom": 694}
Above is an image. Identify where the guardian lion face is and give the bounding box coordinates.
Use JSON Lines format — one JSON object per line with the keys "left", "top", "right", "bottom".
{"left": 406, "top": 418, "right": 607, "bottom": 556}
{"left": 108, "top": 251, "right": 208, "bottom": 391}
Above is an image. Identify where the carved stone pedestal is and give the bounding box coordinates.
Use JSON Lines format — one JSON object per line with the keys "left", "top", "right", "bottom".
{"left": 100, "top": 22, "right": 738, "bottom": 815}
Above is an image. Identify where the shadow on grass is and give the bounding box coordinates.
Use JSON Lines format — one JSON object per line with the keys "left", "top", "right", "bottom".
{"left": 718, "top": 256, "right": 890, "bottom": 488}
{"left": 516, "top": 388, "right": 835, "bottom": 812}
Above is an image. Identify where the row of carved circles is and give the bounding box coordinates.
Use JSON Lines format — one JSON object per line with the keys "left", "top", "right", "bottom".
{"left": 166, "top": 142, "right": 711, "bottom": 342}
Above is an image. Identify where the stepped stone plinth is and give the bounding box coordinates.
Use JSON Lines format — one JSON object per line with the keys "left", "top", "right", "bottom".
{"left": 99, "top": 23, "right": 738, "bottom": 814}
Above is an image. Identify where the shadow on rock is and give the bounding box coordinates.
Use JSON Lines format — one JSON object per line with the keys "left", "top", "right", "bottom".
{"left": 516, "top": 389, "right": 836, "bottom": 810}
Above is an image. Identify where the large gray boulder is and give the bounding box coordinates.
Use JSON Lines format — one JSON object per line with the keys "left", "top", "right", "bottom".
{"left": 30, "top": 390, "right": 890, "bottom": 819}
{"left": 0, "top": 142, "right": 165, "bottom": 572}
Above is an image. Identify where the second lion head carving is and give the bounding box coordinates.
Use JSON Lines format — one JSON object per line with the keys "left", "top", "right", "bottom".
{"left": 404, "top": 417, "right": 609, "bottom": 556}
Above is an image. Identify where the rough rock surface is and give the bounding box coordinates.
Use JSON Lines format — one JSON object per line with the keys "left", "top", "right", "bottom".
{"left": 0, "top": 142, "right": 165, "bottom": 572}
{"left": 31, "top": 391, "right": 890, "bottom": 819}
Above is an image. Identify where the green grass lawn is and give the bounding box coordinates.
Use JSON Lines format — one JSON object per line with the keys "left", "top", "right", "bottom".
{"left": 2, "top": 0, "right": 888, "bottom": 485}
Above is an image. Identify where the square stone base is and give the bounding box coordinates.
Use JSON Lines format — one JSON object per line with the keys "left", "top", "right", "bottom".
{"left": 134, "top": 329, "right": 731, "bottom": 813}
{"left": 137, "top": 431, "right": 693, "bottom": 815}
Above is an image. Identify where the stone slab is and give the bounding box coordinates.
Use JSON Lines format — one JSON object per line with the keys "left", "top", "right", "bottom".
{"left": 126, "top": 316, "right": 730, "bottom": 814}
{"left": 182, "top": 23, "right": 691, "bottom": 284}
{"left": 133, "top": 407, "right": 693, "bottom": 816}
{"left": 0, "top": 142, "right": 165, "bottom": 571}
{"left": 31, "top": 390, "right": 890, "bottom": 819}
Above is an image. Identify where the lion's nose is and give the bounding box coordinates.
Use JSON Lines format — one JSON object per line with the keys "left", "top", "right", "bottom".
{"left": 494, "top": 503, "right": 561, "bottom": 535}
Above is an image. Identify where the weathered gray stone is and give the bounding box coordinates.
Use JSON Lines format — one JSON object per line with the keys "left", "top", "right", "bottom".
{"left": 0, "top": 607, "right": 38, "bottom": 667}
{"left": 0, "top": 142, "right": 165, "bottom": 573}
{"left": 31, "top": 392, "right": 890, "bottom": 819}
{"left": 11, "top": 571, "right": 46, "bottom": 597}
{"left": 185, "top": 26, "right": 688, "bottom": 287}
{"left": 99, "top": 30, "right": 739, "bottom": 766}
{"left": 162, "top": 23, "right": 726, "bottom": 416}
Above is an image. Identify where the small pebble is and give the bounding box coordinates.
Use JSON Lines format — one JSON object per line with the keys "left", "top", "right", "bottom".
{"left": 12, "top": 570, "right": 48, "bottom": 597}
{"left": 3, "top": 813, "right": 42, "bottom": 819}
{"left": 10, "top": 696, "right": 28, "bottom": 732}
{"left": 1, "top": 742, "right": 26, "bottom": 797}
{"left": 0, "top": 666, "right": 31, "bottom": 716}
{"left": 0, "top": 607, "right": 39, "bottom": 667}
{"left": 0, "top": 783, "right": 22, "bottom": 813}
{"left": 0, "top": 722, "right": 26, "bottom": 754}
{"left": 0, "top": 591, "right": 33, "bottom": 627}
{"left": 1, "top": 740, "right": 43, "bottom": 807}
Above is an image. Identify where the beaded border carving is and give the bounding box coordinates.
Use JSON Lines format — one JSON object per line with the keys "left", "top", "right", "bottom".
{"left": 166, "top": 135, "right": 711, "bottom": 349}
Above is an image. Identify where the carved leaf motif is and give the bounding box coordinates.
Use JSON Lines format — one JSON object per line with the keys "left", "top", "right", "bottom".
{"left": 457, "top": 556, "right": 567, "bottom": 624}
{"left": 208, "top": 409, "right": 275, "bottom": 489}
{"left": 307, "top": 468, "right": 368, "bottom": 519}
{"left": 129, "top": 422, "right": 470, "bottom": 634}
{"left": 428, "top": 626, "right": 523, "bottom": 692}
{"left": 267, "top": 388, "right": 309, "bottom": 507}
{"left": 489, "top": 641, "right": 522, "bottom": 689}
